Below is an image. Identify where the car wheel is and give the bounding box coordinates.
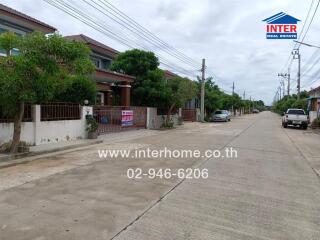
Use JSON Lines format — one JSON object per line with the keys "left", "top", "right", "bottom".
{"left": 301, "top": 125, "right": 307, "bottom": 130}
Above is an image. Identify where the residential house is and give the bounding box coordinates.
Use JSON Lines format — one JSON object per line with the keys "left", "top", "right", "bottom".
{"left": 308, "top": 86, "right": 320, "bottom": 122}
{"left": 0, "top": 3, "right": 56, "bottom": 56}
{"left": 65, "top": 34, "right": 134, "bottom": 106}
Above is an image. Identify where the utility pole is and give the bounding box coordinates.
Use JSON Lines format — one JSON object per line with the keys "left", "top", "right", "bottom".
{"left": 287, "top": 69, "right": 290, "bottom": 96}
{"left": 280, "top": 80, "right": 285, "bottom": 97}
{"left": 232, "top": 82, "right": 235, "bottom": 95}
{"left": 231, "top": 82, "right": 235, "bottom": 116}
{"left": 278, "top": 86, "right": 282, "bottom": 100}
{"left": 278, "top": 72, "right": 290, "bottom": 96}
{"left": 200, "top": 58, "right": 205, "bottom": 122}
{"left": 249, "top": 96, "right": 252, "bottom": 113}
{"left": 292, "top": 49, "right": 301, "bottom": 99}
{"left": 242, "top": 90, "right": 245, "bottom": 115}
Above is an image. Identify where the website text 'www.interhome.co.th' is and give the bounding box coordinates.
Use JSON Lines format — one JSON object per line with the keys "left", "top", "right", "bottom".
{"left": 98, "top": 147, "right": 238, "bottom": 159}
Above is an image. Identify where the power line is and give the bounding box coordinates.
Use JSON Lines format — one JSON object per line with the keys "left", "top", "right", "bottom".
{"left": 280, "top": 0, "right": 316, "bottom": 72}
{"left": 297, "top": 0, "right": 320, "bottom": 49}
{"left": 43, "top": 0, "right": 199, "bottom": 78}
{"left": 80, "top": 0, "right": 201, "bottom": 69}
{"left": 99, "top": 0, "right": 201, "bottom": 67}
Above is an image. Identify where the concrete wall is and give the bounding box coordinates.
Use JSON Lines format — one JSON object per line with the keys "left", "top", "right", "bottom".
{"left": 309, "top": 111, "right": 319, "bottom": 124}
{"left": 0, "top": 105, "right": 92, "bottom": 146}
{"left": 0, "top": 122, "right": 35, "bottom": 146}
{"left": 146, "top": 107, "right": 180, "bottom": 129}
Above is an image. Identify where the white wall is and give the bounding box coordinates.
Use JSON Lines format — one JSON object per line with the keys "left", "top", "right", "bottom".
{"left": 0, "top": 105, "right": 92, "bottom": 146}
{"left": 0, "top": 122, "right": 34, "bottom": 146}
{"left": 146, "top": 110, "right": 180, "bottom": 129}
{"left": 309, "top": 111, "right": 319, "bottom": 124}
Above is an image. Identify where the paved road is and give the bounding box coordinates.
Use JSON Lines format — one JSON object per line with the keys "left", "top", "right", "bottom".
{"left": 0, "top": 112, "right": 319, "bottom": 239}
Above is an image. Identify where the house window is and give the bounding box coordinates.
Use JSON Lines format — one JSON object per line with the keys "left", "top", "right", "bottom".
{"left": 0, "top": 27, "right": 23, "bottom": 56}
{"left": 91, "top": 57, "right": 101, "bottom": 68}
{"left": 101, "top": 59, "right": 111, "bottom": 70}
{"left": 96, "top": 92, "right": 104, "bottom": 105}
{"left": 0, "top": 27, "right": 6, "bottom": 56}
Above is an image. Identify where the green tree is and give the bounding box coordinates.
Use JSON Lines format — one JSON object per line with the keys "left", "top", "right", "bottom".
{"left": 0, "top": 32, "right": 94, "bottom": 153}
{"left": 165, "top": 77, "right": 197, "bottom": 123}
{"left": 111, "top": 49, "right": 171, "bottom": 107}
{"left": 273, "top": 91, "right": 309, "bottom": 114}
{"left": 55, "top": 76, "right": 96, "bottom": 105}
{"left": 201, "top": 77, "right": 223, "bottom": 114}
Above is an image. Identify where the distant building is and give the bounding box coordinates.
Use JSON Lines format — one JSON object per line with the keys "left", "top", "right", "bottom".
{"left": 164, "top": 70, "right": 178, "bottom": 80}
{"left": 0, "top": 3, "right": 56, "bottom": 56}
{"left": 308, "top": 86, "right": 320, "bottom": 122}
{"left": 64, "top": 34, "right": 135, "bottom": 106}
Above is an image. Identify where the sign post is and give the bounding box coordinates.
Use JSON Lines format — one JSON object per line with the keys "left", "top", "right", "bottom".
{"left": 121, "top": 110, "right": 133, "bottom": 126}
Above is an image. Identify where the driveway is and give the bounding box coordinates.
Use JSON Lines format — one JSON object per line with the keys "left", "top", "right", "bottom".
{"left": 0, "top": 112, "right": 319, "bottom": 240}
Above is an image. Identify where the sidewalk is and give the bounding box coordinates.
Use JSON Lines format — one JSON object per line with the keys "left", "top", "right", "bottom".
{"left": 0, "top": 139, "right": 102, "bottom": 168}
{"left": 285, "top": 128, "right": 320, "bottom": 177}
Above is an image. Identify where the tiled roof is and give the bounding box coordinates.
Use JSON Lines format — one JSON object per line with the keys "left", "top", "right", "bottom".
{"left": 164, "top": 70, "right": 179, "bottom": 79}
{"left": 309, "top": 85, "right": 320, "bottom": 94}
{"left": 64, "top": 34, "right": 119, "bottom": 56}
{"left": 0, "top": 3, "right": 56, "bottom": 31}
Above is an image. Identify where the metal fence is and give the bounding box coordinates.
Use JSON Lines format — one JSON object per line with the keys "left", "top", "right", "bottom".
{"left": 41, "top": 103, "right": 81, "bottom": 121}
{"left": 0, "top": 104, "right": 32, "bottom": 123}
{"left": 93, "top": 106, "right": 147, "bottom": 134}
{"left": 182, "top": 109, "right": 197, "bottom": 122}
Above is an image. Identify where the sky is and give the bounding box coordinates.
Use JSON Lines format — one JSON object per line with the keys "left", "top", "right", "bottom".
{"left": 1, "top": 0, "right": 320, "bottom": 105}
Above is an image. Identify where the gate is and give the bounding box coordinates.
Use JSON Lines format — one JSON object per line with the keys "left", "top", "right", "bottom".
{"left": 93, "top": 106, "right": 147, "bottom": 134}
{"left": 182, "top": 109, "right": 197, "bottom": 122}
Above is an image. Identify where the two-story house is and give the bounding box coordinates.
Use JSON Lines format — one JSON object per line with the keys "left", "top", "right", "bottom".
{"left": 0, "top": 3, "right": 56, "bottom": 56}
{"left": 65, "top": 34, "right": 134, "bottom": 106}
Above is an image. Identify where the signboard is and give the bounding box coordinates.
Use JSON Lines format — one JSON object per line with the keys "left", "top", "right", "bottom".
{"left": 121, "top": 110, "right": 133, "bottom": 126}
{"left": 262, "top": 12, "right": 300, "bottom": 39}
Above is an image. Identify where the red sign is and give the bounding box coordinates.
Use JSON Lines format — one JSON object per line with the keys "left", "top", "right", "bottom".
{"left": 121, "top": 110, "right": 133, "bottom": 126}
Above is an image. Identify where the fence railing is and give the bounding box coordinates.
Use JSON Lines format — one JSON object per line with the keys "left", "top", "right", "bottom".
{"left": 41, "top": 103, "right": 81, "bottom": 121}
{"left": 182, "top": 108, "right": 197, "bottom": 122}
{"left": 0, "top": 104, "right": 32, "bottom": 123}
{"left": 93, "top": 106, "right": 147, "bottom": 134}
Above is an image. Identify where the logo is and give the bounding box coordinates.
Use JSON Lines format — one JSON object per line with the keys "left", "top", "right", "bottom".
{"left": 262, "top": 12, "right": 300, "bottom": 39}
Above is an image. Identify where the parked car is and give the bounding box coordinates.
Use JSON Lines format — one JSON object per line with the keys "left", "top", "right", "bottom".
{"left": 282, "top": 108, "right": 309, "bottom": 129}
{"left": 252, "top": 109, "right": 260, "bottom": 113}
{"left": 211, "top": 110, "right": 231, "bottom": 122}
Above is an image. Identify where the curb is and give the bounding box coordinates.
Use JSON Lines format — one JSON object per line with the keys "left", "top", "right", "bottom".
{"left": 0, "top": 140, "right": 103, "bottom": 169}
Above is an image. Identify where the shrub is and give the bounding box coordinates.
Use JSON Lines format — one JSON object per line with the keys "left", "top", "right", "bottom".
{"left": 311, "top": 118, "right": 320, "bottom": 129}
{"left": 86, "top": 116, "right": 99, "bottom": 132}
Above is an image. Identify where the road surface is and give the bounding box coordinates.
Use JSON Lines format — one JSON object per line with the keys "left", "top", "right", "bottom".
{"left": 0, "top": 111, "right": 319, "bottom": 240}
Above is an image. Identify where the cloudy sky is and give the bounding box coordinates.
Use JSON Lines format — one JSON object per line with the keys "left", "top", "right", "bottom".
{"left": 1, "top": 0, "right": 320, "bottom": 104}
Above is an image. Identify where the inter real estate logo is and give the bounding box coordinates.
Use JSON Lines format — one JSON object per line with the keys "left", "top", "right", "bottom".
{"left": 262, "top": 12, "right": 300, "bottom": 39}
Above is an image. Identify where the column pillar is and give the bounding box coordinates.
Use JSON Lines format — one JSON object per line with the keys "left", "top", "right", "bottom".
{"left": 104, "top": 91, "right": 112, "bottom": 106}
{"left": 121, "top": 83, "right": 131, "bottom": 106}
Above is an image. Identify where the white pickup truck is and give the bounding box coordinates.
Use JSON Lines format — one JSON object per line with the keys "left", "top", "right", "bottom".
{"left": 282, "top": 108, "right": 309, "bottom": 129}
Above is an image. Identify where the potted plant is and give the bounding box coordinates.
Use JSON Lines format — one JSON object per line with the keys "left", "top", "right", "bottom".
{"left": 86, "top": 116, "right": 99, "bottom": 139}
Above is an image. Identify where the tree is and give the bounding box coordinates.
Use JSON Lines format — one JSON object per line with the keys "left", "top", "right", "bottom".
{"left": 55, "top": 76, "right": 96, "bottom": 105}
{"left": 273, "top": 91, "right": 309, "bottom": 114}
{"left": 0, "top": 32, "right": 94, "bottom": 153}
{"left": 110, "top": 49, "right": 158, "bottom": 77}
{"left": 111, "top": 49, "right": 169, "bottom": 107}
{"left": 165, "top": 77, "right": 197, "bottom": 123}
